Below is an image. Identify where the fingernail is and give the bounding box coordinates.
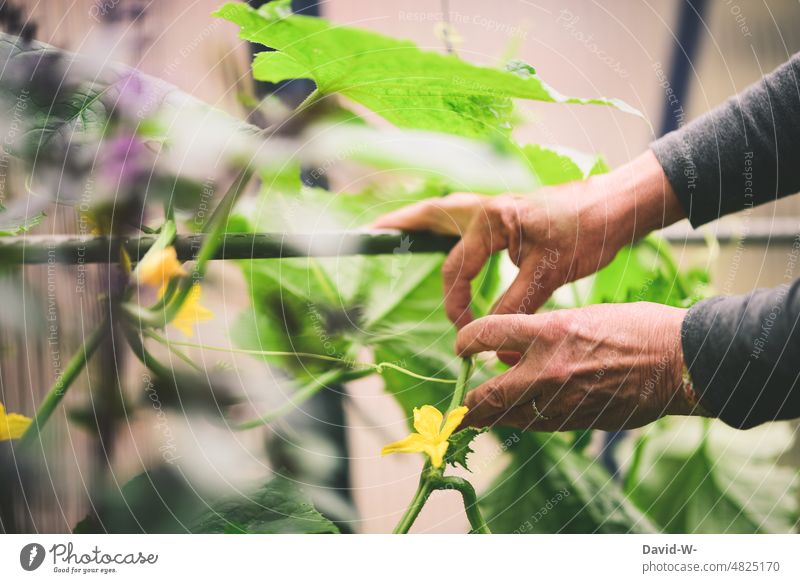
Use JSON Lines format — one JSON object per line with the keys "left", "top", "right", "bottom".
{"left": 497, "top": 351, "right": 521, "bottom": 366}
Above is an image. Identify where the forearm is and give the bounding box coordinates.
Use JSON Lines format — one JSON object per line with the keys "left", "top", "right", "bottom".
{"left": 581, "top": 150, "right": 686, "bottom": 251}
{"left": 682, "top": 279, "right": 800, "bottom": 429}
{"left": 650, "top": 53, "right": 800, "bottom": 227}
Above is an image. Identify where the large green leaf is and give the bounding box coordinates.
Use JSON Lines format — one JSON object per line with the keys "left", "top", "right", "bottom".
{"left": 0, "top": 34, "right": 109, "bottom": 160}
{"left": 624, "top": 418, "right": 799, "bottom": 533}
{"left": 215, "top": 1, "right": 641, "bottom": 140}
{"left": 191, "top": 475, "right": 339, "bottom": 534}
{"left": 74, "top": 466, "right": 337, "bottom": 534}
{"left": 480, "top": 431, "right": 656, "bottom": 533}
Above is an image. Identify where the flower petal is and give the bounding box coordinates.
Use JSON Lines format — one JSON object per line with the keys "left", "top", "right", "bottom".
{"left": 171, "top": 284, "right": 214, "bottom": 338}
{"left": 0, "top": 411, "right": 32, "bottom": 441}
{"left": 413, "top": 405, "right": 444, "bottom": 440}
{"left": 137, "top": 247, "right": 187, "bottom": 287}
{"left": 423, "top": 440, "right": 450, "bottom": 469}
{"left": 381, "top": 432, "right": 428, "bottom": 456}
{"left": 440, "top": 406, "right": 469, "bottom": 441}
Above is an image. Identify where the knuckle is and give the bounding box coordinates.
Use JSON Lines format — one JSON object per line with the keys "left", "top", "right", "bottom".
{"left": 542, "top": 310, "right": 570, "bottom": 337}
{"left": 474, "top": 318, "right": 499, "bottom": 347}
{"left": 482, "top": 383, "right": 507, "bottom": 411}
{"left": 501, "top": 315, "right": 528, "bottom": 342}
{"left": 442, "top": 253, "right": 464, "bottom": 281}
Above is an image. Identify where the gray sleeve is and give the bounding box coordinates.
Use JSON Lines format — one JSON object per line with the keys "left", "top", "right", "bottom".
{"left": 682, "top": 274, "right": 800, "bottom": 429}
{"left": 650, "top": 53, "right": 800, "bottom": 227}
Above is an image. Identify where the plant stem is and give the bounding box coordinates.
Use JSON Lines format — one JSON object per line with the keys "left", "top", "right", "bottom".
{"left": 18, "top": 322, "right": 108, "bottom": 449}
{"left": 122, "top": 325, "right": 175, "bottom": 381}
{"left": 392, "top": 357, "right": 479, "bottom": 534}
{"left": 162, "top": 168, "right": 253, "bottom": 325}
{"left": 447, "top": 356, "right": 474, "bottom": 413}
{"left": 143, "top": 331, "right": 458, "bottom": 384}
{"left": 392, "top": 468, "right": 435, "bottom": 534}
{"left": 435, "top": 476, "right": 491, "bottom": 534}
{"left": 237, "top": 368, "right": 372, "bottom": 429}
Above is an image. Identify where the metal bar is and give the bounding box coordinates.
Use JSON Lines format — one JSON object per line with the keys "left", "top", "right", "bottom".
{"left": 661, "top": 218, "right": 800, "bottom": 245}
{"left": 3, "top": 220, "right": 797, "bottom": 265}
{"left": 0, "top": 231, "right": 460, "bottom": 265}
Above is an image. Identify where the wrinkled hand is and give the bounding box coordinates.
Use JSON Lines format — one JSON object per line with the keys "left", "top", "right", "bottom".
{"left": 456, "top": 303, "right": 694, "bottom": 431}
{"left": 374, "top": 181, "right": 622, "bottom": 328}
{"left": 373, "top": 152, "right": 685, "bottom": 332}
{"left": 373, "top": 180, "right": 625, "bottom": 329}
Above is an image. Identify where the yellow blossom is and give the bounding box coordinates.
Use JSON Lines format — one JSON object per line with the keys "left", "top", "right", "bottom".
{"left": 0, "top": 401, "right": 32, "bottom": 441}
{"left": 381, "top": 404, "right": 468, "bottom": 468}
{"left": 137, "top": 247, "right": 187, "bottom": 287}
{"left": 163, "top": 283, "right": 213, "bottom": 338}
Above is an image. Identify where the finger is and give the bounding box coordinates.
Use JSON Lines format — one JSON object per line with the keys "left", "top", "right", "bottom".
{"left": 455, "top": 314, "right": 541, "bottom": 356}
{"left": 491, "top": 254, "right": 561, "bottom": 316}
{"left": 443, "top": 209, "right": 513, "bottom": 328}
{"left": 462, "top": 368, "right": 537, "bottom": 422}
{"left": 371, "top": 193, "right": 484, "bottom": 233}
{"left": 441, "top": 242, "right": 479, "bottom": 328}
{"left": 371, "top": 200, "right": 446, "bottom": 232}
{"left": 492, "top": 270, "right": 545, "bottom": 319}
{"left": 468, "top": 404, "right": 575, "bottom": 432}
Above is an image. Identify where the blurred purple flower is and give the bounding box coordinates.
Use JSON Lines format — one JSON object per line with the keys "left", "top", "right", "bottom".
{"left": 111, "top": 70, "right": 169, "bottom": 124}
{"left": 99, "top": 133, "right": 152, "bottom": 193}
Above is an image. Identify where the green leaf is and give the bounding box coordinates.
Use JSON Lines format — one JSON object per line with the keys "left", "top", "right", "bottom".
{"left": 588, "top": 236, "right": 706, "bottom": 307}
{"left": 0, "top": 209, "right": 44, "bottom": 236}
{"left": 0, "top": 33, "right": 108, "bottom": 159}
{"left": 215, "top": 2, "right": 642, "bottom": 140}
{"left": 624, "top": 418, "right": 799, "bottom": 533}
{"left": 480, "top": 431, "right": 656, "bottom": 533}
{"left": 73, "top": 466, "right": 338, "bottom": 534}
{"left": 445, "top": 426, "right": 487, "bottom": 471}
{"left": 521, "top": 144, "right": 608, "bottom": 185}
{"left": 72, "top": 467, "right": 209, "bottom": 533}
{"left": 253, "top": 50, "right": 313, "bottom": 82}
{"left": 191, "top": 475, "right": 339, "bottom": 534}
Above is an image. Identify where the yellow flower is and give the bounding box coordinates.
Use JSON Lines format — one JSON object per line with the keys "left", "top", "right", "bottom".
{"left": 137, "top": 247, "right": 187, "bottom": 287}
{"left": 165, "top": 283, "right": 213, "bottom": 338}
{"left": 0, "top": 401, "right": 32, "bottom": 441}
{"left": 381, "top": 404, "right": 468, "bottom": 468}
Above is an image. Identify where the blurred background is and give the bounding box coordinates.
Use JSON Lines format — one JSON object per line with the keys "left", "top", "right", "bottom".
{"left": 3, "top": 0, "right": 799, "bottom": 533}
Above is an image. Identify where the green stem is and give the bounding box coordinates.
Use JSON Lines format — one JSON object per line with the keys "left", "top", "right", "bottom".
{"left": 144, "top": 331, "right": 457, "bottom": 385}
{"left": 237, "top": 368, "right": 371, "bottom": 429}
{"left": 640, "top": 236, "right": 689, "bottom": 299}
{"left": 392, "top": 468, "right": 435, "bottom": 534}
{"left": 447, "top": 356, "right": 475, "bottom": 413}
{"left": 131, "top": 219, "right": 177, "bottom": 281}
{"left": 434, "top": 476, "right": 491, "bottom": 534}
{"left": 153, "top": 335, "right": 203, "bottom": 373}
{"left": 392, "top": 357, "right": 478, "bottom": 534}
{"left": 622, "top": 431, "right": 649, "bottom": 494}
{"left": 123, "top": 325, "right": 175, "bottom": 381}
{"left": 18, "top": 322, "right": 108, "bottom": 449}
{"left": 163, "top": 168, "right": 253, "bottom": 324}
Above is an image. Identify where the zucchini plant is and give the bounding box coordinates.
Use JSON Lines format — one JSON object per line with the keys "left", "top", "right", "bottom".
{"left": 0, "top": 0, "right": 796, "bottom": 534}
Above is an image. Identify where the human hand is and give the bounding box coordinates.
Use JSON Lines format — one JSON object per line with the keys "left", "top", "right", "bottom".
{"left": 373, "top": 151, "right": 685, "bottom": 330}
{"left": 456, "top": 303, "right": 697, "bottom": 431}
